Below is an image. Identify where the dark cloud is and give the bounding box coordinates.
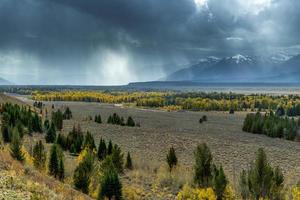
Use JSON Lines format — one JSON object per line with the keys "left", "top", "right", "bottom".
{"left": 0, "top": 0, "right": 299, "bottom": 84}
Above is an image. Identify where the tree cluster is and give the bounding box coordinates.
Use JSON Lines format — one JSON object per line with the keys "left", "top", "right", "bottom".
{"left": 243, "top": 112, "right": 298, "bottom": 140}
{"left": 193, "top": 143, "right": 228, "bottom": 200}
{"left": 107, "top": 113, "right": 136, "bottom": 127}
{"left": 1, "top": 103, "right": 42, "bottom": 142}
{"left": 94, "top": 114, "right": 102, "bottom": 123}
{"left": 51, "top": 109, "right": 63, "bottom": 130}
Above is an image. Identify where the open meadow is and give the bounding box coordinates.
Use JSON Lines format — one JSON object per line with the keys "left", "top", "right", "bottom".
{"left": 5, "top": 93, "right": 300, "bottom": 199}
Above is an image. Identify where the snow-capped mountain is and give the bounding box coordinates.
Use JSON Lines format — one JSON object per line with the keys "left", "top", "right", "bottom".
{"left": 164, "top": 54, "right": 300, "bottom": 82}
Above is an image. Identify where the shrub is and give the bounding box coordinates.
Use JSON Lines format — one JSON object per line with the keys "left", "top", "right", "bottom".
{"left": 167, "top": 146, "right": 178, "bottom": 171}
{"left": 125, "top": 152, "right": 133, "bottom": 170}
{"left": 176, "top": 184, "right": 216, "bottom": 200}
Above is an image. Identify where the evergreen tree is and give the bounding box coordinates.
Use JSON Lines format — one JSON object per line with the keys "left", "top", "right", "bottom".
{"left": 44, "top": 119, "right": 50, "bottom": 131}
{"left": 239, "top": 170, "right": 250, "bottom": 200}
{"left": 213, "top": 165, "right": 228, "bottom": 200}
{"left": 73, "top": 150, "right": 94, "bottom": 194}
{"left": 98, "top": 168, "right": 122, "bottom": 200}
{"left": 10, "top": 128, "right": 24, "bottom": 162}
{"left": 125, "top": 152, "right": 133, "bottom": 170}
{"left": 97, "top": 138, "right": 107, "bottom": 161}
{"left": 48, "top": 144, "right": 59, "bottom": 178}
{"left": 63, "top": 107, "right": 72, "bottom": 120}
{"left": 166, "top": 146, "right": 177, "bottom": 171}
{"left": 66, "top": 124, "right": 84, "bottom": 154}
{"left": 45, "top": 122, "right": 56, "bottom": 143}
{"left": 1, "top": 112, "right": 11, "bottom": 142}
{"left": 194, "top": 143, "right": 213, "bottom": 187}
{"left": 56, "top": 133, "right": 67, "bottom": 150}
{"left": 111, "top": 144, "right": 124, "bottom": 173}
{"left": 82, "top": 131, "right": 96, "bottom": 150}
{"left": 126, "top": 116, "right": 135, "bottom": 127}
{"left": 240, "top": 148, "right": 284, "bottom": 200}
{"left": 58, "top": 158, "right": 65, "bottom": 181}
{"left": 107, "top": 140, "right": 113, "bottom": 155}
{"left": 33, "top": 140, "right": 46, "bottom": 170}
{"left": 52, "top": 110, "right": 63, "bottom": 130}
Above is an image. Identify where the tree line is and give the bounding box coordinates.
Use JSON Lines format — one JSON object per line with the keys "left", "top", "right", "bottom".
{"left": 243, "top": 111, "right": 298, "bottom": 141}
{"left": 32, "top": 90, "right": 300, "bottom": 114}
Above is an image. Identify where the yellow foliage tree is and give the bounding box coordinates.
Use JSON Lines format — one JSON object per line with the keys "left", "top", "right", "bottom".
{"left": 176, "top": 184, "right": 217, "bottom": 200}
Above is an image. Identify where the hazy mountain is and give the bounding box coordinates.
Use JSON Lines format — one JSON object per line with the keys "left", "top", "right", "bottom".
{"left": 164, "top": 54, "right": 299, "bottom": 82}
{"left": 0, "top": 77, "right": 12, "bottom": 85}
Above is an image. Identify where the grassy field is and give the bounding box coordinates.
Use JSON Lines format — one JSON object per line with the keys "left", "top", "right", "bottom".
{"left": 2, "top": 93, "right": 300, "bottom": 199}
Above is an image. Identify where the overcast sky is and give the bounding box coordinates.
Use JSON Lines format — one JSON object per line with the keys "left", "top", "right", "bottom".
{"left": 0, "top": 0, "right": 299, "bottom": 85}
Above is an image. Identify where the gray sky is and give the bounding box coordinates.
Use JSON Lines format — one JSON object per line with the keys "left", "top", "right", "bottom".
{"left": 0, "top": 0, "right": 299, "bottom": 85}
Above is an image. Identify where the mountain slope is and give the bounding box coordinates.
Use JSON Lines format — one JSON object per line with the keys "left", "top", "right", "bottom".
{"left": 164, "top": 54, "right": 298, "bottom": 82}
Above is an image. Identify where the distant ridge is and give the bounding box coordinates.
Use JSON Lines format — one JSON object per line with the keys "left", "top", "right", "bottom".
{"left": 0, "top": 77, "right": 12, "bottom": 85}
{"left": 164, "top": 54, "right": 300, "bottom": 83}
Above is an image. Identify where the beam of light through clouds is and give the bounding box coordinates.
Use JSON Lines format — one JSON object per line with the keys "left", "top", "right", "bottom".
{"left": 0, "top": 0, "right": 299, "bottom": 85}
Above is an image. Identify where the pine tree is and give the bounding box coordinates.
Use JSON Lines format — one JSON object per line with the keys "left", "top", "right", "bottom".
{"left": 82, "top": 131, "right": 96, "bottom": 150}
{"left": 194, "top": 143, "right": 213, "bottom": 187}
{"left": 48, "top": 144, "right": 59, "bottom": 178}
{"left": 166, "top": 146, "right": 177, "bottom": 171}
{"left": 52, "top": 110, "right": 63, "bottom": 130}
{"left": 63, "top": 107, "right": 72, "bottom": 120}
{"left": 57, "top": 133, "right": 67, "bottom": 150}
{"left": 111, "top": 144, "right": 124, "bottom": 173}
{"left": 213, "top": 165, "right": 228, "bottom": 200}
{"left": 73, "top": 150, "right": 94, "bottom": 194}
{"left": 126, "top": 116, "right": 135, "bottom": 127}
{"left": 97, "top": 138, "right": 107, "bottom": 161}
{"left": 44, "top": 119, "right": 50, "bottom": 131}
{"left": 125, "top": 152, "right": 133, "bottom": 170}
{"left": 107, "top": 140, "right": 113, "bottom": 155}
{"left": 248, "top": 148, "right": 274, "bottom": 199}
{"left": 98, "top": 168, "right": 122, "bottom": 200}
{"left": 45, "top": 122, "right": 56, "bottom": 143}
{"left": 58, "top": 158, "right": 65, "bottom": 181}
{"left": 33, "top": 140, "right": 46, "bottom": 170}
{"left": 10, "top": 128, "right": 24, "bottom": 162}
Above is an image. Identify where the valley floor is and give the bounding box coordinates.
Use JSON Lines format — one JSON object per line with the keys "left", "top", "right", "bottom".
{"left": 2, "top": 93, "right": 300, "bottom": 199}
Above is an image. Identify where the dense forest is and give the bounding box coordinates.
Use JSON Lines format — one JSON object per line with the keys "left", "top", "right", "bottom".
{"left": 31, "top": 90, "right": 300, "bottom": 114}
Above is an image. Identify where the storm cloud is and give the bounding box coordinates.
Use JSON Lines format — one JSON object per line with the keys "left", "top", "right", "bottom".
{"left": 0, "top": 0, "right": 299, "bottom": 84}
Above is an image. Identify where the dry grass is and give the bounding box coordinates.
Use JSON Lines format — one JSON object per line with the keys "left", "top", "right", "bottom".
{"left": 3, "top": 94, "right": 300, "bottom": 199}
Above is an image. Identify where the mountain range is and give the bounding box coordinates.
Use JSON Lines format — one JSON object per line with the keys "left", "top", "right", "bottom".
{"left": 164, "top": 54, "right": 300, "bottom": 83}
